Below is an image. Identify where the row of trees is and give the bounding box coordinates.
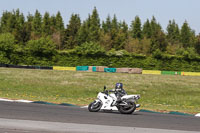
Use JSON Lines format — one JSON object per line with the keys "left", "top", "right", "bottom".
{"left": 0, "top": 8, "right": 200, "bottom": 65}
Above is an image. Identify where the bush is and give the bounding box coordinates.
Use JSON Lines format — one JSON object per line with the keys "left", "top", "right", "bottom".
{"left": 74, "top": 41, "right": 105, "bottom": 55}
{"left": 0, "top": 33, "right": 16, "bottom": 64}
{"left": 25, "top": 37, "right": 56, "bottom": 57}
{"left": 24, "top": 36, "right": 56, "bottom": 65}
{"left": 106, "top": 49, "right": 129, "bottom": 56}
{"left": 152, "top": 49, "right": 162, "bottom": 59}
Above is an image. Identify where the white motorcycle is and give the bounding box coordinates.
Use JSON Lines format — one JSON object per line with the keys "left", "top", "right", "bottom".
{"left": 88, "top": 86, "right": 140, "bottom": 114}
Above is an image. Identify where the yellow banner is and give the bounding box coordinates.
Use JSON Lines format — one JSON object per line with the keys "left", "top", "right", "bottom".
{"left": 181, "top": 72, "right": 200, "bottom": 76}
{"left": 142, "top": 70, "right": 161, "bottom": 75}
{"left": 53, "top": 66, "right": 76, "bottom": 71}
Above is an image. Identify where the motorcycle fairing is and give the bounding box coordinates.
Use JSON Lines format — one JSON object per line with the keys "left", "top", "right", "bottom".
{"left": 97, "top": 92, "right": 118, "bottom": 110}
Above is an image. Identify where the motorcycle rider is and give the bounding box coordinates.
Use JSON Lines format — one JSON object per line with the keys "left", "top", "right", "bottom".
{"left": 114, "top": 83, "right": 127, "bottom": 103}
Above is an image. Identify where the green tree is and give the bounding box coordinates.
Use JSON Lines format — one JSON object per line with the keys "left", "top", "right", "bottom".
{"left": 180, "top": 21, "right": 193, "bottom": 48}
{"left": 27, "top": 13, "right": 34, "bottom": 22}
{"left": 166, "top": 20, "right": 180, "bottom": 55}
{"left": 22, "top": 13, "right": 34, "bottom": 43}
{"left": 99, "top": 32, "right": 112, "bottom": 51}
{"left": 55, "top": 11, "right": 64, "bottom": 32}
{"left": 140, "top": 37, "right": 151, "bottom": 55}
{"left": 111, "top": 15, "right": 119, "bottom": 31}
{"left": 114, "top": 21, "right": 128, "bottom": 50}
{"left": 42, "top": 12, "right": 51, "bottom": 36}
{"left": 150, "top": 16, "right": 162, "bottom": 37}
{"left": 50, "top": 12, "right": 65, "bottom": 50}
{"left": 50, "top": 15, "right": 56, "bottom": 33}
{"left": 166, "top": 20, "right": 180, "bottom": 44}
{"left": 32, "top": 10, "right": 42, "bottom": 34}
{"left": 125, "top": 37, "right": 151, "bottom": 55}
{"left": 150, "top": 31, "right": 168, "bottom": 53}
{"left": 142, "top": 19, "right": 152, "bottom": 38}
{"left": 101, "top": 15, "right": 113, "bottom": 50}
{"left": 64, "top": 14, "right": 81, "bottom": 49}
{"left": 13, "top": 9, "right": 25, "bottom": 43}
{"left": 0, "top": 10, "right": 25, "bottom": 43}
{"left": 102, "top": 15, "right": 112, "bottom": 33}
{"left": 88, "top": 7, "right": 101, "bottom": 42}
{"left": 77, "top": 16, "right": 91, "bottom": 45}
{"left": 0, "top": 33, "right": 16, "bottom": 63}
{"left": 130, "top": 16, "right": 143, "bottom": 39}
{"left": 125, "top": 38, "right": 140, "bottom": 53}
{"left": 0, "top": 11, "right": 10, "bottom": 33}
{"left": 195, "top": 34, "right": 200, "bottom": 55}
{"left": 110, "top": 15, "right": 120, "bottom": 49}
{"left": 149, "top": 16, "right": 167, "bottom": 53}
{"left": 22, "top": 21, "right": 32, "bottom": 43}
{"left": 120, "top": 21, "right": 128, "bottom": 38}
{"left": 0, "top": 11, "right": 16, "bottom": 33}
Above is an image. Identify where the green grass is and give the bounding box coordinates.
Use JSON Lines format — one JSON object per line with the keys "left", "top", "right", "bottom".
{"left": 0, "top": 67, "right": 200, "bottom": 114}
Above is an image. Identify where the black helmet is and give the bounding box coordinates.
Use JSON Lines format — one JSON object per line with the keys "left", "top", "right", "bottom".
{"left": 115, "top": 83, "right": 123, "bottom": 89}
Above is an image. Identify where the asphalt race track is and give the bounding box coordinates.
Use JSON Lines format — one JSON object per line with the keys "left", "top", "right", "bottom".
{"left": 0, "top": 101, "right": 200, "bottom": 133}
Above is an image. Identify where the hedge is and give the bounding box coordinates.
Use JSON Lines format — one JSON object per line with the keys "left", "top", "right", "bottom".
{"left": 53, "top": 53, "right": 200, "bottom": 72}
{"left": 1, "top": 53, "right": 200, "bottom": 72}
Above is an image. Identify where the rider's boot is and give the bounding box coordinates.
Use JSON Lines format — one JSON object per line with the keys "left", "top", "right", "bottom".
{"left": 116, "top": 97, "right": 122, "bottom": 104}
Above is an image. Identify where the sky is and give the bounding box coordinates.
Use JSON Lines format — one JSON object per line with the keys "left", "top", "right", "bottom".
{"left": 0, "top": 0, "right": 199, "bottom": 34}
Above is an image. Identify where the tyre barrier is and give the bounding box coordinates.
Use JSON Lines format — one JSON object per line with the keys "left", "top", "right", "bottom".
{"left": 116, "top": 68, "right": 129, "bottom": 73}
{"left": 92, "top": 66, "right": 97, "bottom": 72}
{"left": 128, "top": 68, "right": 142, "bottom": 74}
{"left": 0, "top": 64, "right": 53, "bottom": 70}
{"left": 1, "top": 64, "right": 200, "bottom": 76}
{"left": 104, "top": 68, "right": 116, "bottom": 73}
{"left": 95, "top": 66, "right": 108, "bottom": 72}
{"left": 0, "top": 64, "right": 8, "bottom": 67}
{"left": 76, "top": 66, "right": 89, "bottom": 71}
{"left": 116, "top": 68, "right": 142, "bottom": 74}
{"left": 88, "top": 66, "right": 94, "bottom": 72}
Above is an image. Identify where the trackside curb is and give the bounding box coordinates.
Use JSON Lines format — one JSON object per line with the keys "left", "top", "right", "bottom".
{"left": 0, "top": 98, "right": 78, "bottom": 107}
{"left": 81, "top": 107, "right": 198, "bottom": 117}
{"left": 139, "top": 109, "right": 194, "bottom": 116}
{"left": 0, "top": 98, "right": 33, "bottom": 103}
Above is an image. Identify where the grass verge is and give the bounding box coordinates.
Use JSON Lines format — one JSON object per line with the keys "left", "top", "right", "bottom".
{"left": 0, "top": 68, "right": 200, "bottom": 114}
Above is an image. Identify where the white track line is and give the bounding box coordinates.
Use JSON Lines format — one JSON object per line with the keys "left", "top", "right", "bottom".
{"left": 0, "top": 98, "right": 33, "bottom": 103}
{"left": 81, "top": 105, "right": 88, "bottom": 108}
{"left": 195, "top": 113, "right": 200, "bottom": 117}
{"left": 0, "top": 98, "right": 14, "bottom": 102}
{"left": 14, "top": 100, "right": 33, "bottom": 103}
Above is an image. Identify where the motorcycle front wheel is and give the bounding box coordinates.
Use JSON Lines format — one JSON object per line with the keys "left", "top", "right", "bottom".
{"left": 88, "top": 100, "right": 102, "bottom": 112}
{"left": 118, "top": 100, "right": 136, "bottom": 114}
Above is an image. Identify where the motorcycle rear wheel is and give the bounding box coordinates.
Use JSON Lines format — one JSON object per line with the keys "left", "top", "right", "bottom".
{"left": 118, "top": 100, "right": 136, "bottom": 114}
{"left": 88, "top": 101, "right": 102, "bottom": 112}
